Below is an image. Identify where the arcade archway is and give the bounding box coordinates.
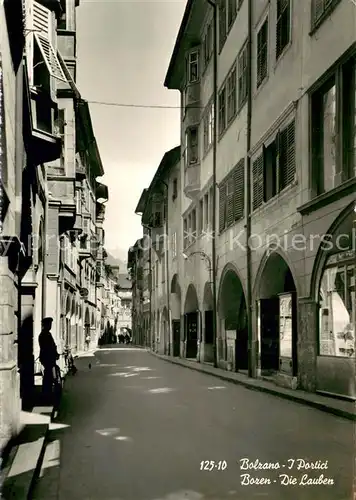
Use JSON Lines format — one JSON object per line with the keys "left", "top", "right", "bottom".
{"left": 218, "top": 267, "right": 247, "bottom": 371}
{"left": 184, "top": 284, "right": 199, "bottom": 359}
{"left": 202, "top": 282, "right": 214, "bottom": 362}
{"left": 171, "top": 274, "right": 181, "bottom": 357}
{"left": 256, "top": 252, "right": 297, "bottom": 376}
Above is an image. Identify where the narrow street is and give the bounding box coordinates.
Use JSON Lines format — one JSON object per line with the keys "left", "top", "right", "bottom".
{"left": 33, "top": 347, "right": 354, "bottom": 500}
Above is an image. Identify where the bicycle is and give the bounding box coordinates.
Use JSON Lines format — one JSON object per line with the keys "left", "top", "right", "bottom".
{"left": 63, "top": 346, "right": 77, "bottom": 375}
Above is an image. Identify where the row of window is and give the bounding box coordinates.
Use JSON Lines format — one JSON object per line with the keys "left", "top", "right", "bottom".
{"left": 183, "top": 187, "right": 214, "bottom": 249}
{"left": 219, "top": 158, "right": 245, "bottom": 232}
{"left": 252, "top": 119, "right": 296, "bottom": 211}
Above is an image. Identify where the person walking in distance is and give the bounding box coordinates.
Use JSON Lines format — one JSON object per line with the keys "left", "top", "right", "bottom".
{"left": 39, "top": 317, "right": 59, "bottom": 401}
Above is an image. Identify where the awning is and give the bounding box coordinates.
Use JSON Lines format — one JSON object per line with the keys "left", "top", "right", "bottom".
{"left": 96, "top": 182, "right": 108, "bottom": 202}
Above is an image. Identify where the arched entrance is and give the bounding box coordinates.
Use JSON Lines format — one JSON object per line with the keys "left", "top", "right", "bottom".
{"left": 184, "top": 284, "right": 199, "bottom": 359}
{"left": 70, "top": 298, "right": 76, "bottom": 349}
{"left": 162, "top": 307, "right": 169, "bottom": 355}
{"left": 311, "top": 204, "right": 355, "bottom": 398}
{"left": 84, "top": 307, "right": 90, "bottom": 346}
{"left": 171, "top": 274, "right": 181, "bottom": 357}
{"left": 218, "top": 268, "right": 248, "bottom": 371}
{"left": 65, "top": 294, "right": 71, "bottom": 346}
{"left": 256, "top": 252, "right": 297, "bottom": 376}
{"left": 202, "top": 282, "right": 214, "bottom": 362}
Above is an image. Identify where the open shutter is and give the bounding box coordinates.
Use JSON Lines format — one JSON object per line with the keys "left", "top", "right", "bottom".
{"left": 219, "top": 183, "right": 227, "bottom": 233}
{"left": 233, "top": 158, "right": 244, "bottom": 221}
{"left": 252, "top": 153, "right": 264, "bottom": 210}
{"left": 33, "top": 1, "right": 52, "bottom": 40}
{"left": 226, "top": 177, "right": 234, "bottom": 227}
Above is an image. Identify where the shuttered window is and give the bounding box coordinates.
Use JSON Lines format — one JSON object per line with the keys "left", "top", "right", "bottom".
{"left": 233, "top": 158, "right": 244, "bottom": 221}
{"left": 276, "top": 0, "right": 291, "bottom": 59}
{"left": 257, "top": 17, "right": 268, "bottom": 88}
{"left": 252, "top": 154, "right": 264, "bottom": 210}
{"left": 312, "top": 0, "right": 336, "bottom": 27}
{"left": 34, "top": 2, "right": 52, "bottom": 38}
{"left": 279, "top": 120, "right": 296, "bottom": 191}
{"left": 238, "top": 43, "right": 248, "bottom": 108}
{"left": 219, "top": 183, "right": 227, "bottom": 232}
{"left": 35, "top": 34, "right": 67, "bottom": 82}
{"left": 226, "top": 177, "right": 234, "bottom": 227}
{"left": 219, "top": 0, "right": 227, "bottom": 50}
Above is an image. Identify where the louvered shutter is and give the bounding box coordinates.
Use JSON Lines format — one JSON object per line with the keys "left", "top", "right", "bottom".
{"left": 233, "top": 158, "right": 244, "bottom": 221}
{"left": 252, "top": 154, "right": 264, "bottom": 210}
{"left": 313, "top": 0, "right": 324, "bottom": 23}
{"left": 33, "top": 2, "right": 66, "bottom": 84}
{"left": 219, "top": 183, "right": 227, "bottom": 232}
{"left": 279, "top": 120, "right": 295, "bottom": 190}
{"left": 226, "top": 177, "right": 234, "bottom": 227}
{"left": 33, "top": 1, "right": 52, "bottom": 40}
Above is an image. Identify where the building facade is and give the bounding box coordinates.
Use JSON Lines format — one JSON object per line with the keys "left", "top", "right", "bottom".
{"left": 135, "top": 0, "right": 355, "bottom": 400}
{"left": 0, "top": 0, "right": 109, "bottom": 453}
{"left": 115, "top": 273, "right": 132, "bottom": 336}
{"left": 131, "top": 146, "right": 181, "bottom": 353}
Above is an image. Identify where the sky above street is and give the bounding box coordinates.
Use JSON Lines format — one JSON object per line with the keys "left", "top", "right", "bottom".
{"left": 76, "top": 0, "right": 185, "bottom": 264}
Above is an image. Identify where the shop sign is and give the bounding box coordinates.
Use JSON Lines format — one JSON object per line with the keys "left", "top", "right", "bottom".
{"left": 327, "top": 249, "right": 355, "bottom": 267}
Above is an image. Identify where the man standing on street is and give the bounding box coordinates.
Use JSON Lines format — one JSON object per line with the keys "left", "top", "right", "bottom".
{"left": 39, "top": 317, "right": 59, "bottom": 401}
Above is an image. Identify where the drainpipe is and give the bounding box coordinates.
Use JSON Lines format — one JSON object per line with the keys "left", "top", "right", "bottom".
{"left": 207, "top": 0, "right": 218, "bottom": 368}
{"left": 246, "top": 0, "right": 254, "bottom": 378}
{"left": 161, "top": 181, "right": 171, "bottom": 356}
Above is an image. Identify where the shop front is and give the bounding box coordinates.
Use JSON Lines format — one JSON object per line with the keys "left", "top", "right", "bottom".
{"left": 316, "top": 246, "right": 355, "bottom": 399}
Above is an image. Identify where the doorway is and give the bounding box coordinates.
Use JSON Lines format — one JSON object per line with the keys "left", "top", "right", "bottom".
{"left": 186, "top": 312, "right": 198, "bottom": 358}
{"left": 172, "top": 320, "right": 180, "bottom": 357}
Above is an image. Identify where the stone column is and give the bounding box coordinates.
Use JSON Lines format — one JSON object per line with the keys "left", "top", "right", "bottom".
{"left": 18, "top": 285, "right": 36, "bottom": 410}
{"left": 0, "top": 257, "right": 20, "bottom": 450}
{"left": 298, "top": 297, "right": 318, "bottom": 392}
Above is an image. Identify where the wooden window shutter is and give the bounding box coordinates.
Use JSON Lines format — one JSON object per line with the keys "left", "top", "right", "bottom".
{"left": 313, "top": 0, "right": 324, "bottom": 22}
{"left": 226, "top": 177, "right": 234, "bottom": 227}
{"left": 233, "top": 158, "right": 244, "bottom": 221}
{"left": 33, "top": 1, "right": 52, "bottom": 40}
{"left": 219, "top": 183, "right": 227, "bottom": 232}
{"left": 279, "top": 120, "right": 295, "bottom": 190}
{"left": 252, "top": 154, "right": 264, "bottom": 210}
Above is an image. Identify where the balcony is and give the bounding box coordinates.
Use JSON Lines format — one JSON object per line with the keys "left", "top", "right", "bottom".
{"left": 75, "top": 155, "right": 86, "bottom": 180}
{"left": 72, "top": 213, "right": 83, "bottom": 233}
{"left": 183, "top": 82, "right": 201, "bottom": 128}
{"left": 184, "top": 163, "right": 201, "bottom": 199}
{"left": 78, "top": 234, "right": 91, "bottom": 259}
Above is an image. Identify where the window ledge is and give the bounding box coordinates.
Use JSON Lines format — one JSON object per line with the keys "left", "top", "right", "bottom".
{"left": 297, "top": 177, "right": 356, "bottom": 216}
{"left": 254, "top": 73, "right": 269, "bottom": 99}
{"left": 309, "top": 0, "right": 342, "bottom": 36}
{"left": 252, "top": 179, "right": 298, "bottom": 217}
{"left": 274, "top": 39, "right": 293, "bottom": 71}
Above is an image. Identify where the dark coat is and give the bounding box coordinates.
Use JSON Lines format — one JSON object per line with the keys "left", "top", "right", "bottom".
{"left": 39, "top": 330, "right": 59, "bottom": 367}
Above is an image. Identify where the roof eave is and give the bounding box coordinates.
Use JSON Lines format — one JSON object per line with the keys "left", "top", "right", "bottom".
{"left": 164, "top": 0, "right": 194, "bottom": 90}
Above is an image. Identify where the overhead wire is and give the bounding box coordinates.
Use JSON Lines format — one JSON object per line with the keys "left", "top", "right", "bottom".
{"left": 86, "top": 100, "right": 204, "bottom": 109}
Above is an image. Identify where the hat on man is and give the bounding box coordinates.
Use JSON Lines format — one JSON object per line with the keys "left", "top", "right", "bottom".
{"left": 41, "top": 317, "right": 53, "bottom": 326}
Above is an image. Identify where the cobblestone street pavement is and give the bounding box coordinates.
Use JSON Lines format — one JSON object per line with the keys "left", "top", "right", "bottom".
{"left": 32, "top": 347, "right": 354, "bottom": 500}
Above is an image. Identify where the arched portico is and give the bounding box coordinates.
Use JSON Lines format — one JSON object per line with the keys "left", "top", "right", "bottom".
{"left": 309, "top": 203, "right": 355, "bottom": 398}
{"left": 161, "top": 307, "right": 169, "bottom": 355}
{"left": 65, "top": 293, "right": 71, "bottom": 345}
{"left": 171, "top": 274, "right": 181, "bottom": 357}
{"left": 184, "top": 284, "right": 199, "bottom": 359}
{"left": 218, "top": 266, "right": 248, "bottom": 371}
{"left": 202, "top": 282, "right": 214, "bottom": 362}
{"left": 255, "top": 251, "right": 298, "bottom": 377}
